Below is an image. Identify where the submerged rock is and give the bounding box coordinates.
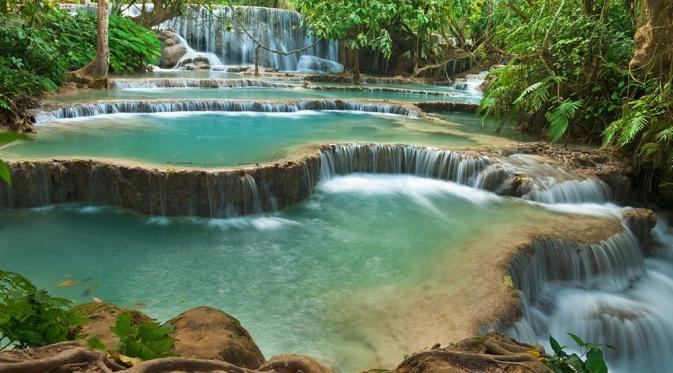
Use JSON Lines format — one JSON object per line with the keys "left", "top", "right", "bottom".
{"left": 259, "top": 354, "right": 333, "bottom": 373}
{"left": 167, "top": 306, "right": 265, "bottom": 369}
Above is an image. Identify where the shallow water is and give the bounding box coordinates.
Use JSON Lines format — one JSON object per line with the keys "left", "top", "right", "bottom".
{"left": 1, "top": 112, "right": 477, "bottom": 167}
{"left": 44, "top": 86, "right": 480, "bottom": 105}
{"left": 0, "top": 174, "right": 535, "bottom": 370}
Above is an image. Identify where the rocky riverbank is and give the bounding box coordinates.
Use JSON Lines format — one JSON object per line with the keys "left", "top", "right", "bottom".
{"left": 0, "top": 302, "right": 552, "bottom": 373}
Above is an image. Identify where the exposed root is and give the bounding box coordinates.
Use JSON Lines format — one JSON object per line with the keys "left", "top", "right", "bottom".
{"left": 0, "top": 347, "right": 109, "bottom": 373}
{"left": 124, "top": 357, "right": 256, "bottom": 373}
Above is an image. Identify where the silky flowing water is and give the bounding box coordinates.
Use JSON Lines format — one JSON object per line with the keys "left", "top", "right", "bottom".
{"left": 1, "top": 112, "right": 479, "bottom": 167}
{"left": 43, "top": 86, "right": 480, "bottom": 104}
{"left": 0, "top": 174, "right": 547, "bottom": 370}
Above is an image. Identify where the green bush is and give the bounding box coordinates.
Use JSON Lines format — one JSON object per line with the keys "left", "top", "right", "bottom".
{"left": 0, "top": 13, "right": 65, "bottom": 118}
{"left": 0, "top": 271, "right": 87, "bottom": 349}
{"left": 0, "top": 6, "right": 161, "bottom": 124}
{"left": 544, "top": 334, "right": 611, "bottom": 373}
{"left": 109, "top": 312, "right": 176, "bottom": 360}
{"left": 39, "top": 9, "right": 162, "bottom": 74}
{"left": 480, "top": 0, "right": 634, "bottom": 142}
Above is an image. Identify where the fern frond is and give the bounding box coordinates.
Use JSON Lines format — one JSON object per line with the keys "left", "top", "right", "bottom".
{"left": 514, "top": 81, "right": 550, "bottom": 113}
{"left": 545, "top": 99, "right": 582, "bottom": 142}
{"left": 617, "top": 115, "right": 648, "bottom": 146}
{"left": 657, "top": 127, "right": 673, "bottom": 142}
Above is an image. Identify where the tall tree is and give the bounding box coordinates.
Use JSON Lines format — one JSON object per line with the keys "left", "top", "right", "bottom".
{"left": 630, "top": 0, "right": 673, "bottom": 80}
{"left": 69, "top": 0, "right": 109, "bottom": 83}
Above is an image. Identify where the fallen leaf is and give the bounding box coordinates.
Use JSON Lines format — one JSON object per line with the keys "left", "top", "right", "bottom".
{"left": 58, "top": 280, "right": 76, "bottom": 287}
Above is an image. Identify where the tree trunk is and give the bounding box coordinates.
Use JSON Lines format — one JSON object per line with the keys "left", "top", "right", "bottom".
{"left": 352, "top": 50, "right": 361, "bottom": 84}
{"left": 69, "top": 0, "right": 109, "bottom": 86}
{"left": 630, "top": 0, "right": 673, "bottom": 80}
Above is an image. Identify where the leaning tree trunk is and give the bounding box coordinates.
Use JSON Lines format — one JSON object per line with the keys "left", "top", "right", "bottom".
{"left": 69, "top": 0, "right": 109, "bottom": 86}
{"left": 352, "top": 50, "right": 361, "bottom": 84}
{"left": 629, "top": 0, "right": 673, "bottom": 80}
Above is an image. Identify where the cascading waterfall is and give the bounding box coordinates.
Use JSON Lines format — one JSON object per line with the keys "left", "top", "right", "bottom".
{"left": 318, "top": 144, "right": 509, "bottom": 191}
{"left": 36, "top": 99, "right": 417, "bottom": 123}
{"left": 160, "top": 6, "right": 339, "bottom": 71}
{"left": 110, "top": 78, "right": 300, "bottom": 89}
{"left": 481, "top": 165, "right": 673, "bottom": 372}
{"left": 524, "top": 178, "right": 612, "bottom": 204}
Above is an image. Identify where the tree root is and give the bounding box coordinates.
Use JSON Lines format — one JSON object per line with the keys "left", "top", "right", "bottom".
{"left": 124, "top": 357, "right": 257, "bottom": 373}
{"left": 0, "top": 347, "right": 109, "bottom": 373}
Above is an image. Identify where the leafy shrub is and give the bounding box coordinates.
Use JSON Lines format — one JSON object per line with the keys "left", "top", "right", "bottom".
{"left": 0, "top": 271, "right": 87, "bottom": 349}
{"left": 110, "top": 312, "right": 176, "bottom": 360}
{"left": 0, "top": 6, "right": 161, "bottom": 125}
{"left": 0, "top": 13, "right": 64, "bottom": 120}
{"left": 544, "top": 334, "right": 611, "bottom": 373}
{"left": 39, "top": 9, "right": 162, "bottom": 74}
{"left": 480, "top": 0, "right": 635, "bottom": 143}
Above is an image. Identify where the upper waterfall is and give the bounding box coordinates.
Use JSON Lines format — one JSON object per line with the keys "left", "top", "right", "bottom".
{"left": 159, "top": 6, "right": 340, "bottom": 72}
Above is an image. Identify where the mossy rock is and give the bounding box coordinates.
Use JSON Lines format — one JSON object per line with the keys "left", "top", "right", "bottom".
{"left": 71, "top": 302, "right": 155, "bottom": 348}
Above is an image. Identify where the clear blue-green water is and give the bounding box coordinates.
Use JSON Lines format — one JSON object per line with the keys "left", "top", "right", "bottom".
{"left": 1, "top": 112, "right": 476, "bottom": 167}
{"left": 0, "top": 174, "right": 532, "bottom": 370}
{"left": 44, "top": 87, "right": 480, "bottom": 105}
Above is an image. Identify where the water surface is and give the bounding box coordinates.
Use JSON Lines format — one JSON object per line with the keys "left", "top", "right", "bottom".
{"left": 2, "top": 112, "right": 476, "bottom": 167}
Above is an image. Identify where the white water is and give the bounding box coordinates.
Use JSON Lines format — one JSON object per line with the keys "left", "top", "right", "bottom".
{"left": 160, "top": 6, "right": 339, "bottom": 72}
{"left": 36, "top": 100, "right": 417, "bottom": 123}
{"left": 482, "top": 164, "right": 673, "bottom": 373}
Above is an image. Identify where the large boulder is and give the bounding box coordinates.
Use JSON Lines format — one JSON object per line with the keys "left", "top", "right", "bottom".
{"left": 157, "top": 30, "right": 188, "bottom": 68}
{"left": 70, "top": 303, "right": 155, "bottom": 348}
{"left": 259, "top": 354, "right": 333, "bottom": 373}
{"left": 167, "top": 306, "right": 264, "bottom": 369}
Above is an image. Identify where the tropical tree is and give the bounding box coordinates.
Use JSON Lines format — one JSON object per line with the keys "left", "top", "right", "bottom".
{"left": 69, "top": 0, "right": 110, "bottom": 84}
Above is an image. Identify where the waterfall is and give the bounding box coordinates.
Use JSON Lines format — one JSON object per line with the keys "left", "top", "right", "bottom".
{"left": 483, "top": 169, "right": 673, "bottom": 373}
{"left": 318, "top": 144, "right": 510, "bottom": 191}
{"left": 160, "top": 6, "right": 339, "bottom": 71}
{"left": 37, "top": 100, "right": 417, "bottom": 122}
{"left": 110, "top": 78, "right": 300, "bottom": 89}
{"left": 525, "top": 179, "right": 612, "bottom": 204}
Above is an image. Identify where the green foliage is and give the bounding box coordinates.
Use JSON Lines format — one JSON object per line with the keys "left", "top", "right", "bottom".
{"left": 0, "top": 271, "right": 87, "bottom": 349}
{"left": 544, "top": 334, "right": 611, "bottom": 373}
{"left": 299, "top": 0, "right": 394, "bottom": 56}
{"left": 604, "top": 81, "right": 673, "bottom": 169}
{"left": 0, "top": 5, "right": 160, "bottom": 123}
{"left": 39, "top": 9, "right": 162, "bottom": 74}
{"left": 0, "top": 160, "right": 10, "bottom": 185}
{"left": 111, "top": 312, "right": 176, "bottom": 360}
{"left": 480, "top": 0, "right": 634, "bottom": 142}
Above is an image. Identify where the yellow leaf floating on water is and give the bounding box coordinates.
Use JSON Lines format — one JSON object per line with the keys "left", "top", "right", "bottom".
{"left": 93, "top": 297, "right": 104, "bottom": 304}
{"left": 503, "top": 275, "right": 514, "bottom": 288}
{"left": 58, "top": 280, "right": 76, "bottom": 287}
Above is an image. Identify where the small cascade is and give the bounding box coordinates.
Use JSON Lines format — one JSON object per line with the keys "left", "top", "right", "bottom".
{"left": 297, "top": 55, "right": 344, "bottom": 74}
{"left": 37, "top": 100, "right": 416, "bottom": 122}
{"left": 451, "top": 71, "right": 488, "bottom": 94}
{"left": 508, "top": 233, "right": 645, "bottom": 306}
{"left": 525, "top": 179, "right": 612, "bottom": 204}
{"left": 319, "top": 144, "right": 509, "bottom": 190}
{"left": 110, "top": 78, "right": 300, "bottom": 89}
{"left": 160, "top": 6, "right": 339, "bottom": 72}
{"left": 240, "top": 174, "right": 262, "bottom": 214}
